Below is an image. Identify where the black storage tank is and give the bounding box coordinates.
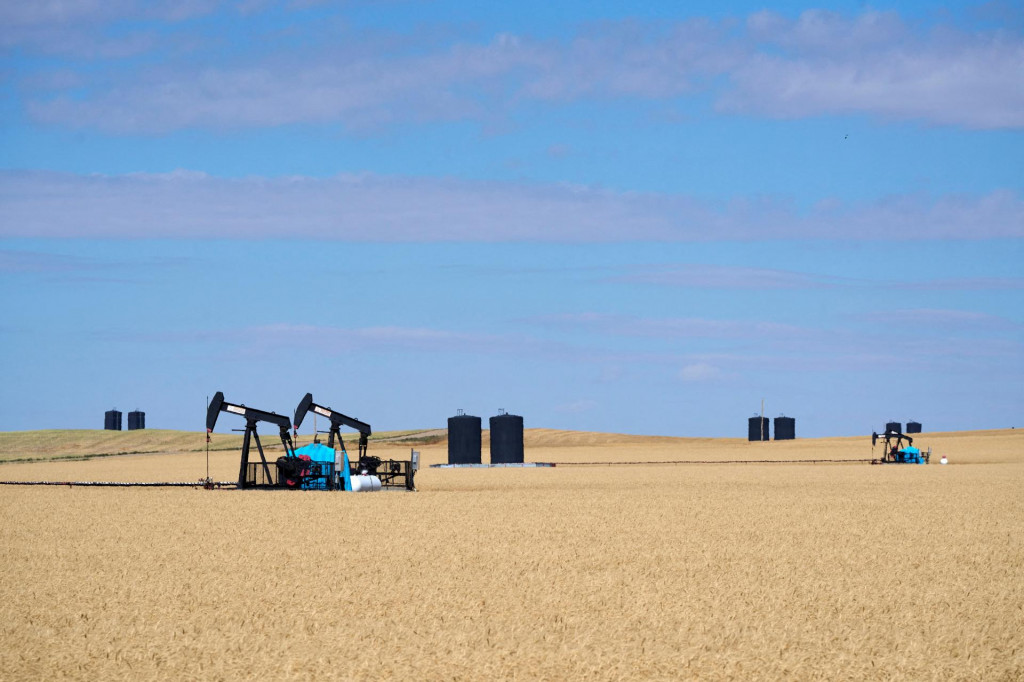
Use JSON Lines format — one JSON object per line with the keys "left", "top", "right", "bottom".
{"left": 906, "top": 421, "right": 922, "bottom": 434}
{"left": 748, "top": 416, "right": 769, "bottom": 441}
{"left": 104, "top": 409, "right": 122, "bottom": 431}
{"left": 886, "top": 421, "right": 902, "bottom": 434}
{"left": 448, "top": 412, "right": 482, "bottom": 465}
{"left": 127, "top": 411, "right": 146, "bottom": 430}
{"left": 774, "top": 416, "right": 795, "bottom": 440}
{"left": 490, "top": 412, "right": 524, "bottom": 464}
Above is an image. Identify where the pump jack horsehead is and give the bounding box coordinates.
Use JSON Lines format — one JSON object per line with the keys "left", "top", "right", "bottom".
{"left": 206, "top": 391, "right": 298, "bottom": 488}
{"left": 293, "top": 392, "right": 371, "bottom": 460}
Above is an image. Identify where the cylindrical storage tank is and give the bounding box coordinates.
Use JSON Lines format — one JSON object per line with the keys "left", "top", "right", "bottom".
{"left": 490, "top": 413, "right": 524, "bottom": 464}
{"left": 774, "top": 416, "right": 795, "bottom": 440}
{"left": 350, "top": 475, "right": 382, "bottom": 492}
{"left": 906, "top": 421, "right": 922, "bottom": 434}
{"left": 448, "top": 413, "right": 482, "bottom": 464}
{"left": 886, "top": 421, "right": 902, "bottom": 434}
{"left": 127, "top": 411, "right": 146, "bottom": 430}
{"left": 747, "top": 416, "right": 769, "bottom": 441}
{"left": 104, "top": 409, "right": 122, "bottom": 431}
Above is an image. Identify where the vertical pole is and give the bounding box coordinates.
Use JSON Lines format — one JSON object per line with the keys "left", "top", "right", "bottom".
{"left": 761, "top": 398, "right": 765, "bottom": 442}
{"left": 205, "top": 395, "right": 210, "bottom": 482}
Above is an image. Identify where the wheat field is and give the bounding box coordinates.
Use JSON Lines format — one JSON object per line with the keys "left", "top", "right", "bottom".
{"left": 1, "top": 428, "right": 1022, "bottom": 680}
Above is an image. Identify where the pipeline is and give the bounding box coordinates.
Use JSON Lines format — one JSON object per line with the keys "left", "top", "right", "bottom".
{"left": 556, "top": 459, "right": 875, "bottom": 466}
{"left": 0, "top": 480, "right": 236, "bottom": 488}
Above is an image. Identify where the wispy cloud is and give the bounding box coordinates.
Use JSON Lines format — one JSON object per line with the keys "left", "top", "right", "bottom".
{"left": 609, "top": 264, "right": 1024, "bottom": 291}
{"left": 893, "top": 277, "right": 1024, "bottom": 291}
{"left": 0, "top": 249, "right": 100, "bottom": 274}
{"left": 609, "top": 264, "right": 848, "bottom": 289}
{"left": 126, "top": 322, "right": 537, "bottom": 357}
{"left": 12, "top": 8, "right": 1024, "bottom": 131}
{"left": 0, "top": 0, "right": 220, "bottom": 57}
{"left": 532, "top": 313, "right": 809, "bottom": 341}
{"left": 529, "top": 311, "right": 1023, "bottom": 374}
{"left": 723, "top": 10, "right": 1024, "bottom": 128}
{"left": 2, "top": 171, "right": 1020, "bottom": 241}
{"left": 554, "top": 399, "right": 598, "bottom": 414}
{"left": 678, "top": 362, "right": 724, "bottom": 382}
{"left": 88, "top": 311, "right": 1023, "bottom": 383}
{"left": 859, "top": 308, "right": 1020, "bottom": 331}
{"left": 0, "top": 248, "right": 192, "bottom": 282}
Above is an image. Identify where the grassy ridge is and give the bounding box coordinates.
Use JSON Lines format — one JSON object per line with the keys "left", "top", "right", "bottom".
{"left": 2, "top": 426, "right": 1020, "bottom": 465}
{"left": 0, "top": 428, "right": 444, "bottom": 462}
{"left": 0, "top": 429, "right": 227, "bottom": 462}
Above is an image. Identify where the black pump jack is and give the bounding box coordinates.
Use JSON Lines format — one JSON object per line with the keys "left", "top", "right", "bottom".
{"left": 293, "top": 392, "right": 415, "bottom": 490}
{"left": 206, "top": 391, "right": 296, "bottom": 488}
{"left": 293, "top": 392, "right": 372, "bottom": 460}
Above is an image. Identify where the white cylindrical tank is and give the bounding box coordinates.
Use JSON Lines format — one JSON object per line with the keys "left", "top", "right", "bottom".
{"left": 350, "top": 475, "right": 382, "bottom": 492}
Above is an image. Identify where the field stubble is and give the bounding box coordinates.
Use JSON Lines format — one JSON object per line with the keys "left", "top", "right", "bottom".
{"left": 1, "top": 429, "right": 1022, "bottom": 680}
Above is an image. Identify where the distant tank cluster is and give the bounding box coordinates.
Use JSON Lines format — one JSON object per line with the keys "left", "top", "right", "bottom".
{"left": 747, "top": 414, "right": 796, "bottom": 441}
{"left": 448, "top": 410, "right": 524, "bottom": 465}
{"left": 746, "top": 415, "right": 926, "bottom": 441}
{"left": 886, "top": 420, "right": 924, "bottom": 434}
{"left": 104, "top": 409, "right": 146, "bottom": 431}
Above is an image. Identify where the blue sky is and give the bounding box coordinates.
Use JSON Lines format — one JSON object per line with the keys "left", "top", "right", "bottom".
{"left": 1, "top": 0, "right": 1021, "bottom": 437}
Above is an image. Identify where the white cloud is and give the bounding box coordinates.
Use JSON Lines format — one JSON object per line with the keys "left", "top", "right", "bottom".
{"left": 2, "top": 170, "right": 1020, "bottom": 241}
{"left": 678, "top": 362, "right": 722, "bottom": 382}
{"left": 722, "top": 16, "right": 1024, "bottom": 128}
{"left": 0, "top": 0, "right": 219, "bottom": 56}
{"left": 747, "top": 9, "right": 907, "bottom": 52}
{"left": 25, "top": 32, "right": 554, "bottom": 132}
{"left": 12, "top": 9, "right": 1024, "bottom": 130}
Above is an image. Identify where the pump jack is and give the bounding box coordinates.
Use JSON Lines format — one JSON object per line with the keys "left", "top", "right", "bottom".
{"left": 871, "top": 428, "right": 929, "bottom": 464}
{"left": 293, "top": 393, "right": 417, "bottom": 490}
{"left": 206, "top": 391, "right": 297, "bottom": 488}
{"left": 293, "top": 392, "right": 371, "bottom": 460}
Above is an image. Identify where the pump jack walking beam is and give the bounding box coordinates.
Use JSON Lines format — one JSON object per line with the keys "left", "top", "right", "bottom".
{"left": 293, "top": 393, "right": 372, "bottom": 459}
{"left": 206, "top": 391, "right": 296, "bottom": 488}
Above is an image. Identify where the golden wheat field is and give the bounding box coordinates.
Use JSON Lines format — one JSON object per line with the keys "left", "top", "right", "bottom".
{"left": 1, "top": 428, "right": 1022, "bottom": 681}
